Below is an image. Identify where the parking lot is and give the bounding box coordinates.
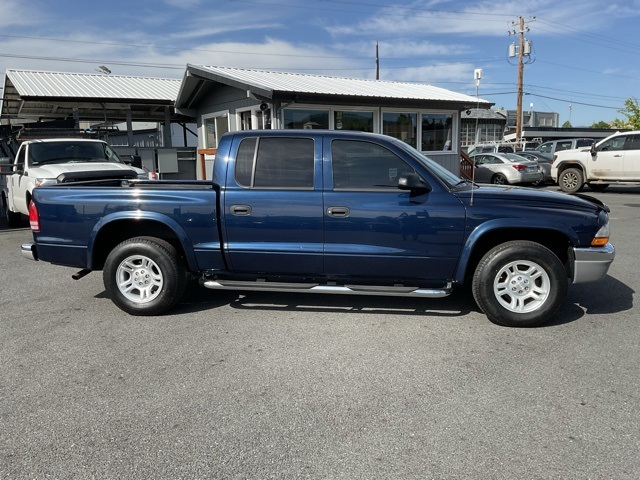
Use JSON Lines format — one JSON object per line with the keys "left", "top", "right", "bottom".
{"left": 1, "top": 185, "right": 639, "bottom": 479}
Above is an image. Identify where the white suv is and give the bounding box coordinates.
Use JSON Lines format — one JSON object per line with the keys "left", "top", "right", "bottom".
{"left": 551, "top": 131, "right": 640, "bottom": 193}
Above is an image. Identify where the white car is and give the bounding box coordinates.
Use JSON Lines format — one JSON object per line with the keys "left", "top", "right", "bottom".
{"left": 551, "top": 131, "right": 640, "bottom": 193}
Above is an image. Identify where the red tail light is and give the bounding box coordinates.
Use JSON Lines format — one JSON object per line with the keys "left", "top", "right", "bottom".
{"left": 512, "top": 164, "right": 527, "bottom": 171}
{"left": 28, "top": 200, "right": 40, "bottom": 232}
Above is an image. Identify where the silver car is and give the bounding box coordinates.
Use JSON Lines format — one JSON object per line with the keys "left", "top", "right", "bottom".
{"left": 517, "top": 150, "right": 554, "bottom": 184}
{"left": 469, "top": 152, "right": 543, "bottom": 185}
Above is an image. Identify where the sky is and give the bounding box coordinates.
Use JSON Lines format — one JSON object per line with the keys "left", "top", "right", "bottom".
{"left": 1, "top": 0, "right": 639, "bottom": 127}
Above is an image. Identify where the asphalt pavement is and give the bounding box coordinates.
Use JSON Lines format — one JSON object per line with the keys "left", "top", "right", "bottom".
{"left": 1, "top": 185, "right": 639, "bottom": 479}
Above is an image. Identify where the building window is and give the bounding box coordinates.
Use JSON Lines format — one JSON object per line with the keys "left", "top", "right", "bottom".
{"left": 204, "top": 113, "right": 229, "bottom": 148}
{"left": 235, "top": 137, "right": 314, "bottom": 189}
{"left": 283, "top": 108, "right": 329, "bottom": 129}
{"left": 334, "top": 111, "right": 374, "bottom": 132}
{"left": 421, "top": 113, "right": 453, "bottom": 151}
{"left": 382, "top": 112, "right": 417, "bottom": 148}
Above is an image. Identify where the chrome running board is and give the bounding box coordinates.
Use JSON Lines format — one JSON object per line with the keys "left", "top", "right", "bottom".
{"left": 201, "top": 279, "right": 452, "bottom": 298}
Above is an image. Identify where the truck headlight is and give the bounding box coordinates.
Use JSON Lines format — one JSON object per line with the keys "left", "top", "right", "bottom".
{"left": 591, "top": 212, "right": 610, "bottom": 246}
{"left": 34, "top": 178, "right": 57, "bottom": 187}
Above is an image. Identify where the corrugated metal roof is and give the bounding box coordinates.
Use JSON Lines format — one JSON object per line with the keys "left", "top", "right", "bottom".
{"left": 6, "top": 69, "right": 181, "bottom": 101}
{"left": 189, "top": 65, "right": 491, "bottom": 105}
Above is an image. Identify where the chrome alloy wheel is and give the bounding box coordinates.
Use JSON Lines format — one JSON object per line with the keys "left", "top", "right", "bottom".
{"left": 493, "top": 260, "right": 550, "bottom": 313}
{"left": 116, "top": 255, "right": 164, "bottom": 304}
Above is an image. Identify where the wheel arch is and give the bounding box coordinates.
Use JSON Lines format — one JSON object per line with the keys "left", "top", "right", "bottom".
{"left": 455, "top": 224, "right": 574, "bottom": 284}
{"left": 556, "top": 160, "right": 585, "bottom": 175}
{"left": 88, "top": 214, "right": 197, "bottom": 272}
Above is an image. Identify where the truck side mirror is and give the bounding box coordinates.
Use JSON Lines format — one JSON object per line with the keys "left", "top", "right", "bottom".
{"left": 398, "top": 173, "right": 431, "bottom": 192}
{"left": 123, "top": 155, "right": 143, "bottom": 168}
{"left": 590, "top": 144, "right": 597, "bottom": 156}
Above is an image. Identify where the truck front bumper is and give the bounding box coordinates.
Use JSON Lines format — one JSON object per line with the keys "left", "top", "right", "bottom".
{"left": 21, "top": 242, "right": 38, "bottom": 261}
{"left": 572, "top": 243, "right": 615, "bottom": 284}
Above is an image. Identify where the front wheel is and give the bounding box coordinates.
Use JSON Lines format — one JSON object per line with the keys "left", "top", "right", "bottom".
{"left": 472, "top": 241, "right": 567, "bottom": 327}
{"left": 103, "top": 236, "right": 187, "bottom": 315}
{"left": 559, "top": 168, "right": 584, "bottom": 194}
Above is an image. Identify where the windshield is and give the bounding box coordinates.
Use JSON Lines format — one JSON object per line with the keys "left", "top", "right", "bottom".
{"left": 29, "top": 141, "right": 123, "bottom": 166}
{"left": 391, "top": 138, "right": 463, "bottom": 188}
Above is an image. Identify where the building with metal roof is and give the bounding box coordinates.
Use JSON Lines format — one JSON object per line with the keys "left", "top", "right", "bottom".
{"left": 176, "top": 65, "right": 493, "bottom": 178}
{"left": 1, "top": 69, "right": 181, "bottom": 123}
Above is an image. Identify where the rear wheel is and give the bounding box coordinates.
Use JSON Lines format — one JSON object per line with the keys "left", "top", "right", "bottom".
{"left": 103, "top": 236, "right": 187, "bottom": 315}
{"left": 472, "top": 241, "right": 567, "bottom": 327}
{"left": 491, "top": 174, "right": 508, "bottom": 185}
{"left": 559, "top": 168, "right": 584, "bottom": 194}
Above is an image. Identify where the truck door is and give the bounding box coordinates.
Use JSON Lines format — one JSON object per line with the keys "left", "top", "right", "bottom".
{"left": 222, "top": 135, "right": 324, "bottom": 275}
{"left": 592, "top": 134, "right": 626, "bottom": 180}
{"left": 9, "top": 146, "right": 27, "bottom": 214}
{"left": 622, "top": 134, "right": 640, "bottom": 179}
{"left": 323, "top": 138, "right": 466, "bottom": 282}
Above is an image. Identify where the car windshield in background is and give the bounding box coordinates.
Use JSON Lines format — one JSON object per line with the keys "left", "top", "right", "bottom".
{"left": 30, "top": 142, "right": 123, "bottom": 166}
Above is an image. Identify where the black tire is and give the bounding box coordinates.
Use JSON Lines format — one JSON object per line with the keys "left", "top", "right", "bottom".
{"left": 492, "top": 174, "right": 508, "bottom": 185}
{"left": 103, "top": 236, "right": 187, "bottom": 315}
{"left": 588, "top": 183, "right": 609, "bottom": 192}
{"left": 559, "top": 168, "right": 584, "bottom": 194}
{"left": 472, "top": 241, "right": 567, "bottom": 327}
{"left": 5, "top": 209, "right": 23, "bottom": 228}
{"left": 2, "top": 196, "right": 23, "bottom": 228}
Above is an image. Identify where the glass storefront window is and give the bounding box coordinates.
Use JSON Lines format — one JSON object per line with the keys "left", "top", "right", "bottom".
{"left": 421, "top": 113, "right": 453, "bottom": 151}
{"left": 283, "top": 109, "right": 329, "bottom": 129}
{"left": 382, "top": 112, "right": 417, "bottom": 148}
{"left": 334, "top": 111, "right": 374, "bottom": 132}
{"left": 204, "top": 114, "right": 229, "bottom": 148}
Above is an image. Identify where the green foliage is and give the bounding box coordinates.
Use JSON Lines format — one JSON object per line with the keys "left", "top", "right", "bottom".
{"left": 562, "top": 120, "right": 572, "bottom": 128}
{"left": 591, "top": 121, "right": 611, "bottom": 128}
{"left": 612, "top": 97, "right": 640, "bottom": 129}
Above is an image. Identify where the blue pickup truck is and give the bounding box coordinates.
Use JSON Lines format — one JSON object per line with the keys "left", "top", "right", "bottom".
{"left": 22, "top": 130, "right": 615, "bottom": 327}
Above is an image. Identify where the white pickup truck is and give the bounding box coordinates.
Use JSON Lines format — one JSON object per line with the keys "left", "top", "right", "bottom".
{"left": 551, "top": 130, "right": 640, "bottom": 193}
{"left": 1, "top": 138, "right": 150, "bottom": 227}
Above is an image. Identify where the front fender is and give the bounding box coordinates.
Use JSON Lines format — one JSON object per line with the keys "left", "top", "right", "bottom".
{"left": 453, "top": 218, "right": 579, "bottom": 283}
{"left": 87, "top": 211, "right": 199, "bottom": 271}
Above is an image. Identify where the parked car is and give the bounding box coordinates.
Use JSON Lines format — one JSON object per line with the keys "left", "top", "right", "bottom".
{"left": 468, "top": 152, "right": 543, "bottom": 185}
{"left": 517, "top": 150, "right": 554, "bottom": 184}
{"left": 535, "top": 138, "right": 594, "bottom": 154}
{"left": 552, "top": 130, "right": 640, "bottom": 193}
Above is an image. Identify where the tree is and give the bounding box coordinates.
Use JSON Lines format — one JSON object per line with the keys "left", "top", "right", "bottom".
{"left": 611, "top": 97, "right": 640, "bottom": 129}
{"left": 562, "top": 120, "right": 572, "bottom": 128}
{"left": 591, "top": 120, "right": 611, "bottom": 128}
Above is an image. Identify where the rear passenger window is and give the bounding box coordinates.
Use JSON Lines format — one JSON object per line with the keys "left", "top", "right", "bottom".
{"left": 235, "top": 137, "right": 314, "bottom": 189}
{"left": 332, "top": 139, "right": 415, "bottom": 190}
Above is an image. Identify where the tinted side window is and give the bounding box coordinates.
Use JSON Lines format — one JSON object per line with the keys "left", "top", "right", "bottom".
{"left": 556, "top": 141, "right": 573, "bottom": 151}
{"left": 576, "top": 139, "right": 593, "bottom": 148}
{"left": 234, "top": 137, "right": 314, "bottom": 189}
{"left": 332, "top": 139, "right": 415, "bottom": 190}
{"left": 624, "top": 135, "right": 640, "bottom": 151}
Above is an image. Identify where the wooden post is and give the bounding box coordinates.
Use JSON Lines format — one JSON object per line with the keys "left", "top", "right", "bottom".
{"left": 197, "top": 148, "right": 217, "bottom": 180}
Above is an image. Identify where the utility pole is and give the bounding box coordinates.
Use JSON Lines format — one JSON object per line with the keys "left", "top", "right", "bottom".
{"left": 376, "top": 41, "right": 380, "bottom": 80}
{"left": 509, "top": 16, "right": 535, "bottom": 146}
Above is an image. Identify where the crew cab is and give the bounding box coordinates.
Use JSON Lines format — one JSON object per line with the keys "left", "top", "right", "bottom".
{"left": 22, "top": 130, "right": 615, "bottom": 327}
{"left": 1, "top": 138, "right": 150, "bottom": 227}
{"left": 552, "top": 130, "right": 640, "bottom": 193}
